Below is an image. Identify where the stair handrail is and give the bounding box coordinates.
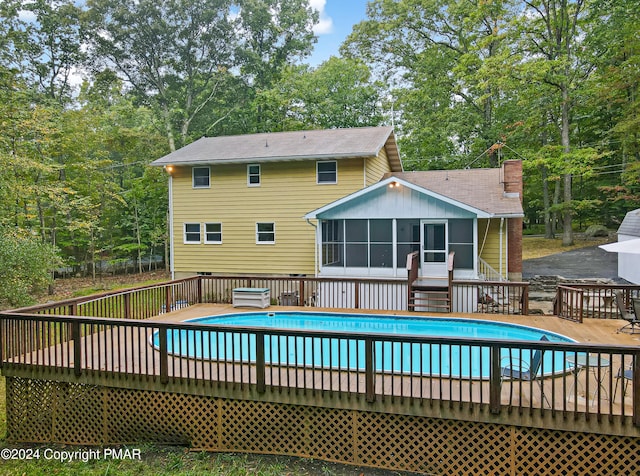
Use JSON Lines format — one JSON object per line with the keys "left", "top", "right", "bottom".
{"left": 448, "top": 251, "right": 455, "bottom": 310}
{"left": 406, "top": 251, "right": 419, "bottom": 309}
{"left": 478, "top": 257, "right": 504, "bottom": 282}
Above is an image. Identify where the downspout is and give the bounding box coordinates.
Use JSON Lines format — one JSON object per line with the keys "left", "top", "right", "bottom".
{"left": 168, "top": 174, "right": 175, "bottom": 280}
{"left": 505, "top": 219, "right": 509, "bottom": 279}
{"left": 499, "top": 217, "right": 504, "bottom": 279}
{"left": 306, "top": 218, "right": 319, "bottom": 276}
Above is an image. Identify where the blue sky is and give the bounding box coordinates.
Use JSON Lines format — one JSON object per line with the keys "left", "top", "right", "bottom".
{"left": 307, "top": 0, "right": 370, "bottom": 66}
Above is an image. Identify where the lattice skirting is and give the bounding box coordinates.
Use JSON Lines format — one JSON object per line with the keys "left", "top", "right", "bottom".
{"left": 6, "top": 377, "right": 640, "bottom": 475}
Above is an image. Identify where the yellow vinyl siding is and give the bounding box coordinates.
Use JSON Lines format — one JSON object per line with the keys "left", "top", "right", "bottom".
{"left": 171, "top": 159, "right": 366, "bottom": 276}
{"left": 366, "top": 149, "right": 392, "bottom": 186}
{"left": 478, "top": 218, "right": 508, "bottom": 279}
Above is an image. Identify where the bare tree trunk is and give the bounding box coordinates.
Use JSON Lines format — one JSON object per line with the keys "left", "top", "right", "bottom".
{"left": 552, "top": 180, "right": 561, "bottom": 237}
{"left": 133, "top": 201, "right": 143, "bottom": 274}
{"left": 561, "top": 86, "right": 574, "bottom": 246}
{"left": 162, "top": 104, "right": 176, "bottom": 152}
{"left": 540, "top": 165, "right": 554, "bottom": 238}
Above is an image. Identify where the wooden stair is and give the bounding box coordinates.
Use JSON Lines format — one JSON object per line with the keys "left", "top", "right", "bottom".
{"left": 409, "top": 280, "right": 451, "bottom": 312}
{"left": 406, "top": 251, "right": 455, "bottom": 312}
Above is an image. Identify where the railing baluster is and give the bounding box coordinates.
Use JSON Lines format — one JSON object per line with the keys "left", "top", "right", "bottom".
{"left": 72, "top": 320, "right": 81, "bottom": 377}
{"left": 365, "top": 337, "right": 375, "bottom": 403}
{"left": 159, "top": 327, "right": 168, "bottom": 384}
{"left": 490, "top": 345, "right": 501, "bottom": 414}
{"left": 633, "top": 353, "right": 640, "bottom": 427}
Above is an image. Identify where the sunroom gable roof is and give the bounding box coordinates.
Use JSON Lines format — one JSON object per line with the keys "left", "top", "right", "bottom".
{"left": 304, "top": 168, "right": 523, "bottom": 219}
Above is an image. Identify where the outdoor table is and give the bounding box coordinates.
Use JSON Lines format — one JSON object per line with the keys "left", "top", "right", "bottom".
{"left": 566, "top": 354, "right": 610, "bottom": 406}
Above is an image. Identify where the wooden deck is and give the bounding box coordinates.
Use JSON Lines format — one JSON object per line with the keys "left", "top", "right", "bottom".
{"left": 6, "top": 303, "right": 638, "bottom": 431}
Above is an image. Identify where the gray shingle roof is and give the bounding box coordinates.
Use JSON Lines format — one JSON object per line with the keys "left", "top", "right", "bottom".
{"left": 150, "top": 126, "right": 402, "bottom": 171}
{"left": 383, "top": 168, "right": 523, "bottom": 216}
{"left": 618, "top": 209, "right": 640, "bottom": 237}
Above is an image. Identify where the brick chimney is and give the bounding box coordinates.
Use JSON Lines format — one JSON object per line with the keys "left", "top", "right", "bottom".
{"left": 503, "top": 160, "right": 523, "bottom": 281}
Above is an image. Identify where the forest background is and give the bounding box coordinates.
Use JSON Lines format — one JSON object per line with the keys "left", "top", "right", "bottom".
{"left": 0, "top": 0, "right": 638, "bottom": 309}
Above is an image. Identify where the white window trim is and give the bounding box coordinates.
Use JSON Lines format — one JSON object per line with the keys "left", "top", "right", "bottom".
{"left": 204, "top": 222, "right": 223, "bottom": 244}
{"left": 183, "top": 223, "right": 201, "bottom": 244}
{"left": 316, "top": 160, "right": 337, "bottom": 184}
{"left": 247, "top": 164, "right": 261, "bottom": 187}
{"left": 256, "top": 222, "right": 275, "bottom": 244}
{"left": 192, "top": 166, "right": 211, "bottom": 188}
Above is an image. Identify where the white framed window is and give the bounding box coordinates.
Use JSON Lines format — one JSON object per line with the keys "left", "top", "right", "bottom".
{"left": 184, "top": 223, "right": 201, "bottom": 243}
{"left": 256, "top": 222, "right": 275, "bottom": 244}
{"left": 204, "top": 223, "right": 222, "bottom": 244}
{"left": 192, "top": 167, "right": 210, "bottom": 188}
{"left": 317, "top": 161, "right": 337, "bottom": 184}
{"left": 247, "top": 164, "right": 261, "bottom": 186}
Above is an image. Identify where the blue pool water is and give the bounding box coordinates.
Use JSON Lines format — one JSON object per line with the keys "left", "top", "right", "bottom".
{"left": 152, "top": 312, "right": 575, "bottom": 379}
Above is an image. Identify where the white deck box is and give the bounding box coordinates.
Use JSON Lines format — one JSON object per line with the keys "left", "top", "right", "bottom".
{"left": 232, "top": 287, "right": 271, "bottom": 308}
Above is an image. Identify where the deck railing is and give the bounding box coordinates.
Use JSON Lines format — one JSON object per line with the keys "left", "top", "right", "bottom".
{"left": 556, "top": 284, "right": 640, "bottom": 322}
{"left": 454, "top": 280, "right": 529, "bottom": 315}
{"left": 1, "top": 312, "right": 639, "bottom": 429}
{"left": 10, "top": 275, "right": 529, "bottom": 318}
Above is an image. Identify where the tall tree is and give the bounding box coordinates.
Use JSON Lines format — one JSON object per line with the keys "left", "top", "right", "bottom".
{"left": 1, "top": 0, "right": 85, "bottom": 103}
{"left": 84, "top": 0, "right": 237, "bottom": 151}
{"left": 512, "top": 0, "right": 594, "bottom": 245}
{"left": 342, "top": 0, "right": 517, "bottom": 169}
{"left": 236, "top": 0, "right": 318, "bottom": 132}
{"left": 83, "top": 0, "right": 318, "bottom": 149}
{"left": 581, "top": 0, "right": 640, "bottom": 216}
{"left": 258, "top": 57, "right": 385, "bottom": 130}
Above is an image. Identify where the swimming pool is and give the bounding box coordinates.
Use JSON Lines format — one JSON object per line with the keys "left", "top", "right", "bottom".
{"left": 152, "top": 312, "right": 575, "bottom": 379}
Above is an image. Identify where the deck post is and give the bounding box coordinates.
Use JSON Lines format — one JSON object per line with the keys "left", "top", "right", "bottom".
{"left": 165, "top": 286, "right": 171, "bottom": 315}
{"left": 197, "top": 276, "right": 203, "bottom": 304}
{"left": 159, "top": 328, "right": 169, "bottom": 384}
{"left": 123, "top": 294, "right": 131, "bottom": 320}
{"left": 72, "top": 321, "right": 81, "bottom": 377}
{"left": 299, "top": 280, "right": 305, "bottom": 307}
{"left": 490, "top": 345, "right": 501, "bottom": 414}
{"left": 633, "top": 353, "right": 640, "bottom": 427}
{"left": 256, "top": 332, "right": 266, "bottom": 394}
{"left": 365, "top": 338, "right": 375, "bottom": 402}
{"left": 354, "top": 281, "right": 360, "bottom": 309}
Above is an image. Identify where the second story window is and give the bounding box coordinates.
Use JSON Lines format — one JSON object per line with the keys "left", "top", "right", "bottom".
{"left": 317, "top": 161, "right": 337, "bottom": 184}
{"left": 247, "top": 164, "right": 261, "bottom": 186}
{"left": 192, "top": 167, "right": 210, "bottom": 188}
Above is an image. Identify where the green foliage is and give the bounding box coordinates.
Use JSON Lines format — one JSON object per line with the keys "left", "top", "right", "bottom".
{"left": 0, "top": 228, "right": 60, "bottom": 309}
{"left": 344, "top": 0, "right": 640, "bottom": 231}
{"left": 83, "top": 0, "right": 318, "bottom": 146}
{"left": 257, "top": 57, "right": 385, "bottom": 130}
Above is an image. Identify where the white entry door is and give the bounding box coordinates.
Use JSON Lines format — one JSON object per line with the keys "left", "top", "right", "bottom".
{"left": 421, "top": 221, "right": 448, "bottom": 277}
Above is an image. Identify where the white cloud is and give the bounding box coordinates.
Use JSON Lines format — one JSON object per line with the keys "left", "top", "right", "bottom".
{"left": 309, "top": 0, "right": 333, "bottom": 35}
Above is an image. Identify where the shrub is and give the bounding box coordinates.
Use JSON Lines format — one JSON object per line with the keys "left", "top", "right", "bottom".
{"left": 0, "top": 228, "right": 61, "bottom": 309}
